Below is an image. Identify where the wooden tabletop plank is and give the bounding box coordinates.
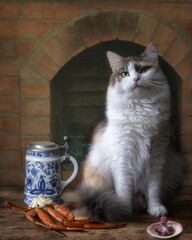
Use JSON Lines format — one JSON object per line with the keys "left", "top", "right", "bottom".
{"left": 0, "top": 188, "right": 191, "bottom": 240}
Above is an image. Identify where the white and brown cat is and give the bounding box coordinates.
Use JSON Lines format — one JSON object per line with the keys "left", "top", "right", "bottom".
{"left": 63, "top": 42, "right": 183, "bottom": 223}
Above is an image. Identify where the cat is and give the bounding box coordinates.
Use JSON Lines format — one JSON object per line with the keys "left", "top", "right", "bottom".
{"left": 63, "top": 42, "right": 183, "bottom": 223}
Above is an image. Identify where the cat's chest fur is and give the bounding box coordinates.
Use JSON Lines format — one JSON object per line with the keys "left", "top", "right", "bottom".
{"left": 102, "top": 98, "right": 170, "bottom": 172}
{"left": 107, "top": 98, "right": 170, "bottom": 137}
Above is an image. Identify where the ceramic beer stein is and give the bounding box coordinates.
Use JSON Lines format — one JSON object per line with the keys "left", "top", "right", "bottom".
{"left": 24, "top": 140, "right": 78, "bottom": 205}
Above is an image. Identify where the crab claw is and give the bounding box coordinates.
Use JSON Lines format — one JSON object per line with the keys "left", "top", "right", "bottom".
{"left": 4, "top": 201, "right": 27, "bottom": 212}
{"left": 35, "top": 208, "right": 68, "bottom": 231}
{"left": 54, "top": 205, "right": 74, "bottom": 221}
{"left": 46, "top": 207, "right": 84, "bottom": 228}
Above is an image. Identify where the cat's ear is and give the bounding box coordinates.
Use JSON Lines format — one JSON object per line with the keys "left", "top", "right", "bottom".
{"left": 107, "top": 51, "right": 123, "bottom": 72}
{"left": 142, "top": 42, "right": 158, "bottom": 66}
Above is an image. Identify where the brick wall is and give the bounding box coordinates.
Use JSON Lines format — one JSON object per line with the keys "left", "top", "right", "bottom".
{"left": 0, "top": 1, "right": 192, "bottom": 191}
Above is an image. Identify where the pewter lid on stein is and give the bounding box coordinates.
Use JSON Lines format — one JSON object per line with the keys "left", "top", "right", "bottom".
{"left": 27, "top": 141, "right": 59, "bottom": 151}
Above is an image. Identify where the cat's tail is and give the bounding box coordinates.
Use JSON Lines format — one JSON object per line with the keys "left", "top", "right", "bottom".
{"left": 63, "top": 184, "right": 132, "bottom": 223}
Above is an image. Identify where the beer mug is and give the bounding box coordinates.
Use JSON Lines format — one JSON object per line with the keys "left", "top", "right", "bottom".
{"left": 24, "top": 140, "right": 78, "bottom": 205}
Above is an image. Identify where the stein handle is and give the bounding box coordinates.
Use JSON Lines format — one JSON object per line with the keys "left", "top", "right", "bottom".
{"left": 60, "top": 155, "right": 78, "bottom": 191}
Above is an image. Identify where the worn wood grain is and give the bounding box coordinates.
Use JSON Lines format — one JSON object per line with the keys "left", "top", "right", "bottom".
{"left": 0, "top": 188, "right": 191, "bottom": 240}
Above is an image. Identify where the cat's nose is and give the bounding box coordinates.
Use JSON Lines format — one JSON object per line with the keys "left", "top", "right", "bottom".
{"left": 133, "top": 76, "right": 140, "bottom": 83}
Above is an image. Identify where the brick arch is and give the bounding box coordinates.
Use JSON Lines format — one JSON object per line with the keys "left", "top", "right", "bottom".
{"left": 20, "top": 10, "right": 192, "bottom": 150}
{"left": 21, "top": 10, "right": 192, "bottom": 81}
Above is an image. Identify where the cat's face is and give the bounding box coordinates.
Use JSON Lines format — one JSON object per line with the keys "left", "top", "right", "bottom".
{"left": 107, "top": 43, "right": 165, "bottom": 99}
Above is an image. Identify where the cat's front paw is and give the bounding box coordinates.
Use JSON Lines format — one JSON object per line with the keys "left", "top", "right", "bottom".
{"left": 148, "top": 205, "right": 167, "bottom": 217}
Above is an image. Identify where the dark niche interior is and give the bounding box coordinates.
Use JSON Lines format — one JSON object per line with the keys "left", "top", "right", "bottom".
{"left": 51, "top": 40, "right": 181, "bottom": 165}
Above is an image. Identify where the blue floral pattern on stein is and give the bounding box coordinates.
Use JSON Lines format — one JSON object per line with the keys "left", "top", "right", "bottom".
{"left": 26, "top": 149, "right": 59, "bottom": 158}
{"left": 24, "top": 149, "right": 62, "bottom": 205}
{"left": 24, "top": 141, "right": 78, "bottom": 205}
{"left": 24, "top": 161, "right": 60, "bottom": 195}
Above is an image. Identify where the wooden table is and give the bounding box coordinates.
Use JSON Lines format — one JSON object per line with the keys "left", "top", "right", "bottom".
{"left": 0, "top": 188, "right": 191, "bottom": 240}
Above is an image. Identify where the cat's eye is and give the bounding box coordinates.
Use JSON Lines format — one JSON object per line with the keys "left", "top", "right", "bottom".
{"left": 120, "top": 71, "right": 130, "bottom": 78}
{"left": 139, "top": 66, "right": 151, "bottom": 73}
